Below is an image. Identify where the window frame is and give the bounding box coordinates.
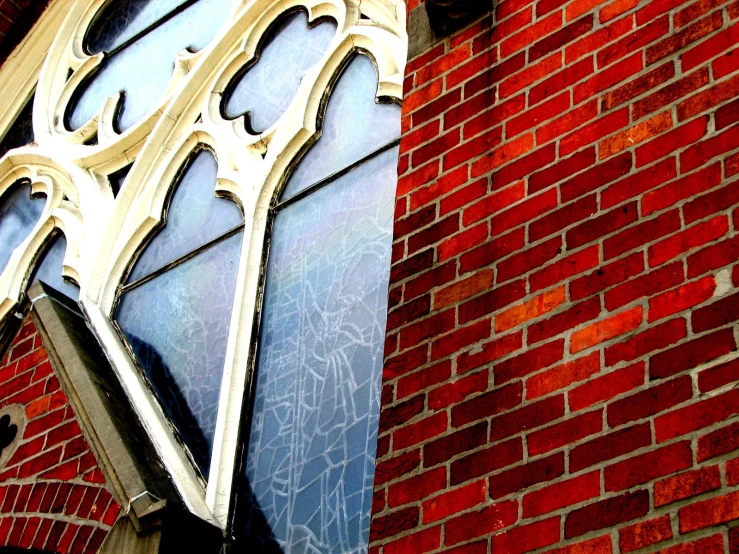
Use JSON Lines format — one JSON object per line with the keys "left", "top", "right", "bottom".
{"left": 0, "top": 0, "right": 407, "bottom": 530}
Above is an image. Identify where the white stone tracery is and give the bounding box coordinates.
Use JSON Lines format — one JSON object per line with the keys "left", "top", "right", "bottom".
{"left": 0, "top": 0, "right": 406, "bottom": 527}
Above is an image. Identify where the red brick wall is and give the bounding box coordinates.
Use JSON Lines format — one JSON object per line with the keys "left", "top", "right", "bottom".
{"left": 0, "top": 0, "right": 50, "bottom": 67}
{"left": 370, "top": 0, "right": 739, "bottom": 551}
{"left": 0, "top": 316, "right": 118, "bottom": 553}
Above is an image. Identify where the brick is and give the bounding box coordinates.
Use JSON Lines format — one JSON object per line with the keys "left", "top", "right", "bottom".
{"left": 604, "top": 209, "right": 681, "bottom": 261}
{"left": 654, "top": 465, "right": 721, "bottom": 506}
{"left": 567, "top": 16, "right": 634, "bottom": 62}
{"left": 444, "top": 128, "right": 503, "bottom": 171}
{"left": 561, "top": 151, "right": 632, "bottom": 203}
{"left": 423, "top": 422, "right": 487, "bottom": 467}
{"left": 683, "top": 180, "right": 739, "bottom": 225}
{"left": 651, "top": 328, "right": 735, "bottom": 381}
{"left": 677, "top": 73, "right": 739, "bottom": 122}
{"left": 567, "top": 202, "right": 639, "bottom": 249}
{"left": 447, "top": 50, "right": 498, "bottom": 89}
{"left": 531, "top": 58, "right": 595, "bottom": 106}
{"left": 698, "top": 421, "right": 739, "bottom": 461}
{"left": 438, "top": 223, "right": 488, "bottom": 262}
{"left": 370, "top": 507, "right": 419, "bottom": 542}
{"left": 682, "top": 22, "right": 739, "bottom": 72}
{"left": 698, "top": 358, "right": 739, "bottom": 393}
{"left": 714, "top": 47, "right": 739, "bottom": 79}
{"left": 529, "top": 15, "right": 594, "bottom": 62}
{"left": 497, "top": 236, "right": 563, "bottom": 283}
{"left": 435, "top": 271, "right": 493, "bottom": 310}
{"left": 599, "top": 111, "right": 673, "bottom": 159}
{"left": 657, "top": 535, "right": 725, "bottom": 553}
{"left": 678, "top": 490, "right": 739, "bottom": 532}
{"left": 397, "top": 361, "right": 452, "bottom": 399}
{"left": 560, "top": 107, "right": 630, "bottom": 156}
{"left": 471, "top": 132, "right": 536, "bottom": 176}
{"left": 675, "top": 0, "right": 726, "bottom": 27}
{"left": 597, "top": 17, "right": 670, "bottom": 68}
{"left": 422, "top": 480, "right": 486, "bottom": 524}
{"left": 531, "top": 245, "right": 600, "bottom": 291}
{"left": 605, "top": 260, "right": 683, "bottom": 311}
{"left": 379, "top": 395, "right": 424, "bottom": 435}
{"left": 692, "top": 290, "right": 739, "bottom": 334}
{"left": 429, "top": 371, "right": 489, "bottom": 411}
{"left": 637, "top": 0, "right": 688, "bottom": 23}
{"left": 655, "top": 388, "right": 739, "bottom": 442}
{"left": 494, "top": 339, "right": 565, "bottom": 384}
{"left": 571, "top": 252, "right": 645, "bottom": 302}
{"left": 492, "top": 144, "right": 557, "bottom": 190}
{"left": 507, "top": 92, "right": 570, "bottom": 137}
{"left": 444, "top": 500, "right": 518, "bottom": 545}
{"left": 495, "top": 286, "right": 566, "bottom": 332}
{"left": 375, "top": 448, "right": 420, "bottom": 487}
{"left": 488, "top": 452, "right": 565, "bottom": 499}
{"left": 571, "top": 307, "right": 642, "bottom": 354}
{"left": 388, "top": 467, "right": 446, "bottom": 507}
{"left": 530, "top": 194, "right": 598, "bottom": 243}
{"left": 565, "top": 490, "right": 649, "bottom": 539}
{"left": 459, "top": 228, "right": 525, "bottom": 276}
{"left": 405, "top": 261, "right": 456, "bottom": 301}
{"left": 608, "top": 375, "right": 692, "bottom": 427}
{"left": 649, "top": 216, "right": 728, "bottom": 267}
{"left": 538, "top": 100, "right": 599, "bottom": 145}
{"left": 649, "top": 276, "right": 717, "bottom": 324}
{"left": 716, "top": 97, "right": 739, "bottom": 130}
{"left": 451, "top": 382, "right": 523, "bottom": 428}
{"left": 543, "top": 535, "right": 613, "bottom": 554}
{"left": 530, "top": 148, "right": 595, "bottom": 194}
{"left": 636, "top": 116, "right": 708, "bottom": 168}
{"left": 523, "top": 471, "right": 600, "bottom": 518}
{"left": 528, "top": 409, "right": 603, "bottom": 455}
{"left": 500, "top": 53, "right": 563, "bottom": 99}
{"left": 570, "top": 362, "right": 644, "bottom": 412}
{"left": 646, "top": 12, "right": 723, "bottom": 64}
{"left": 605, "top": 440, "right": 693, "bottom": 491}
{"left": 643, "top": 162, "right": 721, "bottom": 217}
{"left": 528, "top": 298, "right": 602, "bottom": 345}
{"left": 500, "top": 11, "right": 563, "bottom": 58}
{"left": 393, "top": 411, "right": 447, "bottom": 449}
{"left": 410, "top": 166, "right": 468, "bottom": 211}
{"left": 399, "top": 309, "right": 455, "bottom": 350}
{"left": 619, "top": 516, "right": 672, "bottom": 553}
{"left": 602, "top": 61, "right": 675, "bottom": 110}
{"left": 527, "top": 352, "right": 601, "bottom": 400}
{"left": 490, "top": 517, "right": 561, "bottom": 554}
{"left": 489, "top": 395, "right": 565, "bottom": 442}
{"left": 450, "top": 437, "right": 524, "bottom": 485}
{"left": 463, "top": 181, "right": 525, "bottom": 226}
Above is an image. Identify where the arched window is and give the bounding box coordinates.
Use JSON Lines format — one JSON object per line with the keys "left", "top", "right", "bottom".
{"left": 0, "top": 0, "right": 406, "bottom": 544}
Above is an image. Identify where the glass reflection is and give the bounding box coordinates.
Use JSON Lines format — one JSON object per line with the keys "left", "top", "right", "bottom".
{"left": 128, "top": 150, "right": 242, "bottom": 282}
{"left": 0, "top": 182, "right": 45, "bottom": 274}
{"left": 30, "top": 235, "right": 80, "bottom": 301}
{"left": 223, "top": 11, "right": 335, "bottom": 134}
{"left": 0, "top": 94, "right": 35, "bottom": 160}
{"left": 280, "top": 56, "right": 401, "bottom": 200}
{"left": 117, "top": 231, "right": 243, "bottom": 474}
{"left": 240, "top": 147, "right": 398, "bottom": 553}
{"left": 68, "top": 0, "right": 236, "bottom": 132}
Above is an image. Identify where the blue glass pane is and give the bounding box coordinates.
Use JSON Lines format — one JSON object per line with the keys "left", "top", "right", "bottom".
{"left": 128, "top": 150, "right": 242, "bottom": 282}
{"left": 0, "top": 94, "right": 34, "bottom": 159}
{"left": 68, "top": 0, "right": 236, "bottom": 132}
{"left": 86, "top": 0, "right": 187, "bottom": 53}
{"left": 0, "top": 182, "right": 45, "bottom": 274}
{"left": 29, "top": 235, "right": 80, "bottom": 301}
{"left": 224, "top": 11, "right": 335, "bottom": 133}
{"left": 117, "top": 231, "right": 243, "bottom": 474}
{"left": 240, "top": 146, "right": 399, "bottom": 553}
{"left": 280, "top": 56, "right": 401, "bottom": 200}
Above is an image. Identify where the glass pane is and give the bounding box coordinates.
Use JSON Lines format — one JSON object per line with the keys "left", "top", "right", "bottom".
{"left": 239, "top": 146, "right": 399, "bottom": 553}
{"left": 128, "top": 150, "right": 242, "bottom": 282}
{"left": 0, "top": 181, "right": 45, "bottom": 274}
{"left": 117, "top": 231, "right": 243, "bottom": 474}
{"left": 223, "top": 11, "right": 335, "bottom": 134}
{"left": 108, "top": 163, "right": 132, "bottom": 196}
{"left": 68, "top": 0, "right": 236, "bottom": 132}
{"left": 86, "top": 0, "right": 187, "bottom": 53}
{"left": 280, "top": 56, "right": 401, "bottom": 200}
{"left": 29, "top": 235, "right": 80, "bottom": 301}
{"left": 0, "top": 94, "right": 34, "bottom": 160}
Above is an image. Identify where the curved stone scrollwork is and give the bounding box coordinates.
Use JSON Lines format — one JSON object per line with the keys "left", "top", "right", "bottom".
{"left": 0, "top": 0, "right": 407, "bottom": 531}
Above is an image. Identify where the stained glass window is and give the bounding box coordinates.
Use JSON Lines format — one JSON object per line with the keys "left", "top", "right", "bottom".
{"left": 236, "top": 54, "right": 401, "bottom": 553}
{"left": 29, "top": 234, "right": 80, "bottom": 301}
{"left": 223, "top": 10, "right": 336, "bottom": 133}
{"left": 0, "top": 181, "right": 46, "bottom": 275}
{"left": 68, "top": 0, "right": 237, "bottom": 133}
{"left": 116, "top": 149, "right": 244, "bottom": 474}
{"left": 0, "top": 94, "right": 35, "bottom": 160}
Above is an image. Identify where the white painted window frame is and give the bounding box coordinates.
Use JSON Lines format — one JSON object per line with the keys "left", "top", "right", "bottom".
{"left": 0, "top": 0, "right": 407, "bottom": 528}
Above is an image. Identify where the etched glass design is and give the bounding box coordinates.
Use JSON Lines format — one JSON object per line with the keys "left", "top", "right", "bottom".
{"left": 116, "top": 150, "right": 244, "bottom": 474}
{"left": 281, "top": 56, "right": 402, "bottom": 200}
{"left": 0, "top": 94, "right": 35, "bottom": 159}
{"left": 128, "top": 150, "right": 242, "bottom": 282}
{"left": 69, "top": 0, "right": 236, "bottom": 132}
{"left": 223, "top": 11, "right": 336, "bottom": 134}
{"left": 238, "top": 55, "right": 400, "bottom": 553}
{"left": 0, "top": 182, "right": 45, "bottom": 274}
{"left": 30, "top": 235, "right": 80, "bottom": 301}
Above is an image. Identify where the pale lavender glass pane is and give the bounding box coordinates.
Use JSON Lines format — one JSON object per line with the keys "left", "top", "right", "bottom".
{"left": 240, "top": 146, "right": 399, "bottom": 553}
{"left": 86, "top": 0, "right": 187, "bottom": 53}
{"left": 280, "top": 56, "right": 401, "bottom": 200}
{"left": 30, "top": 235, "right": 80, "bottom": 301}
{"left": 128, "top": 150, "right": 242, "bottom": 282}
{"left": 68, "top": 0, "right": 236, "bottom": 132}
{"left": 0, "top": 94, "right": 34, "bottom": 160}
{"left": 117, "top": 231, "right": 243, "bottom": 474}
{"left": 224, "top": 11, "right": 335, "bottom": 133}
{"left": 0, "top": 182, "right": 45, "bottom": 274}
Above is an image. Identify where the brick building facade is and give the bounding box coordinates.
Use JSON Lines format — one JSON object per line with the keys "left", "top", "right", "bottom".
{"left": 0, "top": 0, "right": 738, "bottom": 552}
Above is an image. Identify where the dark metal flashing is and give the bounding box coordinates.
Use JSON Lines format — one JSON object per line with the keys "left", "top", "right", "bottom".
{"left": 408, "top": 0, "right": 493, "bottom": 59}
{"left": 28, "top": 282, "right": 223, "bottom": 554}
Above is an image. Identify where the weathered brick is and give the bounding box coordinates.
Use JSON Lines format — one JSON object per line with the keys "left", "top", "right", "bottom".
{"left": 565, "top": 490, "right": 649, "bottom": 539}
{"left": 604, "top": 441, "right": 693, "bottom": 492}
{"left": 619, "top": 516, "right": 672, "bottom": 553}
{"left": 654, "top": 465, "right": 721, "bottom": 506}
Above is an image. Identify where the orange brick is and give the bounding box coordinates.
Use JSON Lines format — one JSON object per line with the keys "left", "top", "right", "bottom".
{"left": 600, "top": 0, "right": 639, "bottom": 21}
{"left": 495, "top": 286, "right": 566, "bottom": 332}
{"left": 435, "top": 270, "right": 494, "bottom": 309}
{"left": 527, "top": 353, "right": 601, "bottom": 399}
{"left": 599, "top": 111, "right": 673, "bottom": 159}
{"left": 571, "top": 306, "right": 642, "bottom": 353}
{"left": 472, "top": 133, "right": 535, "bottom": 176}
